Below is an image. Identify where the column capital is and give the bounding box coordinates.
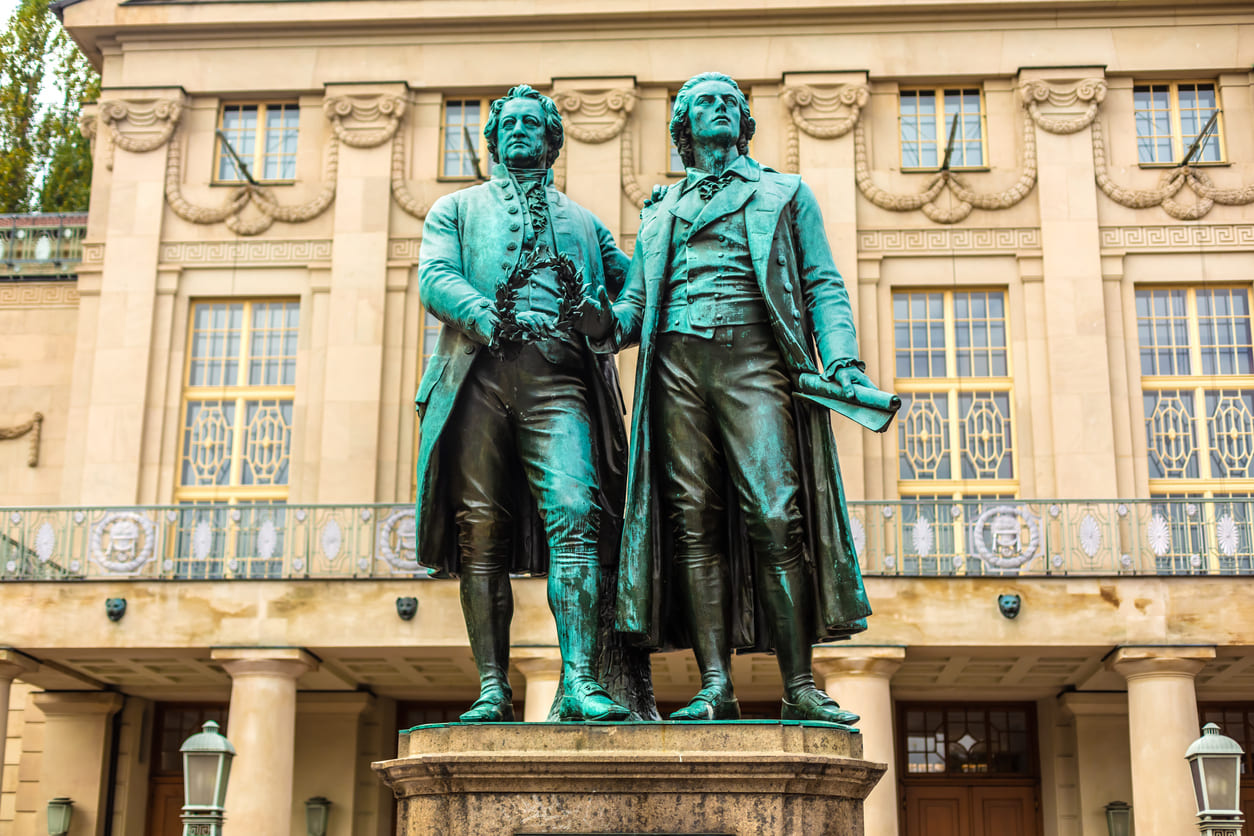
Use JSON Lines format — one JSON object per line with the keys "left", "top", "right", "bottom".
{"left": 212, "top": 647, "right": 318, "bottom": 679}
{"left": 1108, "top": 646, "right": 1216, "bottom": 680}
{"left": 0, "top": 648, "right": 38, "bottom": 681}
{"left": 32, "top": 690, "right": 124, "bottom": 717}
{"left": 812, "top": 646, "right": 906, "bottom": 680}
{"left": 1058, "top": 691, "right": 1128, "bottom": 720}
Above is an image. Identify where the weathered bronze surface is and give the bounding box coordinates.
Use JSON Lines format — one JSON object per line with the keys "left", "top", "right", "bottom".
{"left": 611, "top": 72, "right": 888, "bottom": 726}
{"left": 414, "top": 85, "right": 653, "bottom": 722}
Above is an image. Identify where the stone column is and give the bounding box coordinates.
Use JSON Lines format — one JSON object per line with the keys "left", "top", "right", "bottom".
{"left": 213, "top": 647, "right": 317, "bottom": 836}
{"left": 514, "top": 648, "right": 562, "bottom": 722}
{"left": 812, "top": 646, "right": 905, "bottom": 836}
{"left": 0, "top": 650, "right": 36, "bottom": 783}
{"left": 33, "top": 691, "right": 125, "bottom": 836}
{"left": 316, "top": 84, "right": 407, "bottom": 502}
{"left": 1109, "top": 646, "right": 1215, "bottom": 836}
{"left": 1017, "top": 68, "right": 1119, "bottom": 497}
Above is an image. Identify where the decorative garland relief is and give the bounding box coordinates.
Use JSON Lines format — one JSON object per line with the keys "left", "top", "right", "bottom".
{"left": 0, "top": 412, "right": 42, "bottom": 467}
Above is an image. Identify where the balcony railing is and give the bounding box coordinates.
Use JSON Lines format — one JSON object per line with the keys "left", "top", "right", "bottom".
{"left": 2, "top": 499, "right": 1254, "bottom": 582}
{"left": 0, "top": 213, "right": 89, "bottom": 277}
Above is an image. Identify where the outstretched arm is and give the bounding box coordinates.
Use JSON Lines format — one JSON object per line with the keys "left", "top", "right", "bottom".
{"left": 418, "top": 194, "right": 499, "bottom": 345}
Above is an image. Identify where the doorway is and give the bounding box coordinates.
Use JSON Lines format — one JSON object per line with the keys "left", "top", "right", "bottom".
{"left": 145, "top": 703, "right": 228, "bottom": 836}
{"left": 899, "top": 702, "right": 1041, "bottom": 836}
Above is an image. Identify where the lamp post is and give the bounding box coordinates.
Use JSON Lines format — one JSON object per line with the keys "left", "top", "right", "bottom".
{"left": 1186, "top": 722, "right": 1246, "bottom": 835}
{"left": 305, "top": 796, "right": 331, "bottom": 836}
{"left": 180, "top": 720, "right": 235, "bottom": 836}
{"left": 46, "top": 798, "right": 72, "bottom": 836}
{"left": 1104, "top": 800, "right": 1132, "bottom": 836}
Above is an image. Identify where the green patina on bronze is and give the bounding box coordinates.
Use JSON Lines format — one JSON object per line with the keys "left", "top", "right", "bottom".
{"left": 611, "top": 72, "right": 892, "bottom": 726}
{"left": 414, "top": 85, "right": 654, "bottom": 723}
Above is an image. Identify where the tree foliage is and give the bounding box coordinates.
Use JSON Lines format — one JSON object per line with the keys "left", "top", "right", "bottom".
{"left": 0, "top": 0, "right": 99, "bottom": 213}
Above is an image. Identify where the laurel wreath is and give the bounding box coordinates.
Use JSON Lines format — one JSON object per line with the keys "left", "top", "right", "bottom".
{"left": 492, "top": 250, "right": 587, "bottom": 350}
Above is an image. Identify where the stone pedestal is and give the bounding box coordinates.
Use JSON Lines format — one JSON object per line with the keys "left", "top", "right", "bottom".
{"left": 374, "top": 722, "right": 884, "bottom": 836}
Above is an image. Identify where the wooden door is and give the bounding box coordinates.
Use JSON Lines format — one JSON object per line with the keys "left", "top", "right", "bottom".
{"left": 144, "top": 776, "right": 183, "bottom": 836}
{"left": 972, "top": 786, "right": 1037, "bottom": 836}
{"left": 905, "top": 786, "right": 968, "bottom": 836}
{"left": 904, "top": 785, "right": 1037, "bottom": 836}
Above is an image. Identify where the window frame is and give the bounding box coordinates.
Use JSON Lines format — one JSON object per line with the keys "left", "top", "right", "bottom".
{"left": 212, "top": 101, "right": 300, "bottom": 185}
{"left": 176, "top": 298, "right": 299, "bottom": 504}
{"left": 897, "top": 86, "right": 990, "bottom": 172}
{"left": 439, "top": 97, "right": 491, "bottom": 181}
{"left": 1132, "top": 80, "right": 1227, "bottom": 168}
{"left": 1138, "top": 284, "right": 1254, "bottom": 496}
{"left": 893, "top": 288, "right": 1018, "bottom": 499}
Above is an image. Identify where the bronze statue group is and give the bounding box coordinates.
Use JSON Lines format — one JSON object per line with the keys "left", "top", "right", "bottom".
{"left": 414, "top": 73, "right": 876, "bottom": 727}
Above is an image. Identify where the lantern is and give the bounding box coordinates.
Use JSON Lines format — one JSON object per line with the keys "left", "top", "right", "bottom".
{"left": 180, "top": 720, "right": 235, "bottom": 836}
{"left": 46, "top": 798, "right": 73, "bottom": 836}
{"left": 1103, "top": 800, "right": 1132, "bottom": 836}
{"left": 1186, "top": 722, "right": 1246, "bottom": 835}
{"left": 305, "top": 796, "right": 331, "bottom": 836}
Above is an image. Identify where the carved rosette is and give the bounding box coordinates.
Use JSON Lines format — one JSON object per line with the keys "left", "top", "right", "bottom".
{"left": 781, "top": 84, "right": 869, "bottom": 173}
{"left": 553, "top": 88, "right": 639, "bottom": 201}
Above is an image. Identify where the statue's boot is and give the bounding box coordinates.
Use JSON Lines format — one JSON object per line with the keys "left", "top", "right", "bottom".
{"left": 458, "top": 568, "right": 516, "bottom": 723}
{"left": 550, "top": 558, "right": 631, "bottom": 721}
{"left": 762, "top": 548, "right": 859, "bottom": 729}
{"left": 669, "top": 558, "right": 740, "bottom": 721}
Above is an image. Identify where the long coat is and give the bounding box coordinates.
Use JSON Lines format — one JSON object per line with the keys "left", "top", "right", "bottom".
{"left": 612, "top": 156, "right": 872, "bottom": 651}
{"left": 414, "top": 164, "right": 630, "bottom": 576}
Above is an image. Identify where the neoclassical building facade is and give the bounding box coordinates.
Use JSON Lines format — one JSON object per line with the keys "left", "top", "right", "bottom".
{"left": 2, "top": 1, "right": 1254, "bottom": 834}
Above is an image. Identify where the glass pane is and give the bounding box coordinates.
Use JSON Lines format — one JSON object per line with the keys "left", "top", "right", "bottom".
{"left": 899, "top": 393, "right": 950, "bottom": 480}
{"left": 1145, "top": 390, "right": 1199, "bottom": 479}
{"left": 1135, "top": 289, "right": 1191, "bottom": 376}
{"left": 181, "top": 401, "right": 236, "bottom": 487}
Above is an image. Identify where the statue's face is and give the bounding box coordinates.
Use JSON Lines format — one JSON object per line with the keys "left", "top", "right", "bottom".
{"left": 686, "top": 78, "right": 741, "bottom": 150}
{"left": 496, "top": 97, "right": 548, "bottom": 169}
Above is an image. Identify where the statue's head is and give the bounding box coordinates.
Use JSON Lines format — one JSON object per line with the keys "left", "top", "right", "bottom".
{"left": 670, "top": 72, "right": 756, "bottom": 169}
{"left": 485, "top": 84, "right": 565, "bottom": 170}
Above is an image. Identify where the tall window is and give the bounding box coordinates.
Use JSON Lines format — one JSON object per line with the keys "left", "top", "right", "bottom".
{"left": 894, "top": 290, "right": 1015, "bottom": 496}
{"left": 899, "top": 88, "right": 986, "bottom": 170}
{"left": 441, "top": 98, "right": 487, "bottom": 178}
{"left": 1133, "top": 82, "right": 1223, "bottom": 165}
{"left": 179, "top": 301, "right": 298, "bottom": 502}
{"left": 215, "top": 104, "right": 299, "bottom": 182}
{"left": 1137, "top": 287, "right": 1254, "bottom": 574}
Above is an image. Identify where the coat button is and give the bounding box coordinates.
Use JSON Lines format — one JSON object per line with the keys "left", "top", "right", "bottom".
{"left": 783, "top": 281, "right": 793, "bottom": 292}
{"left": 504, "top": 193, "right": 515, "bottom": 201}
{"left": 506, "top": 242, "right": 518, "bottom": 251}
{"left": 508, "top": 205, "right": 519, "bottom": 214}
{"left": 777, "top": 254, "right": 786, "bottom": 265}
{"left": 464, "top": 344, "right": 476, "bottom": 354}
{"left": 510, "top": 222, "right": 520, "bottom": 231}
{"left": 501, "top": 262, "right": 510, "bottom": 271}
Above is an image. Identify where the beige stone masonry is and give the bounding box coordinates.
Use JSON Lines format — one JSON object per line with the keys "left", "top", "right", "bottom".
{"left": 1109, "top": 646, "right": 1215, "bottom": 836}
{"left": 0, "top": 651, "right": 37, "bottom": 795}
{"left": 812, "top": 645, "right": 904, "bottom": 836}
{"left": 1019, "top": 68, "right": 1119, "bottom": 497}
{"left": 31, "top": 691, "right": 124, "bottom": 836}
{"left": 1059, "top": 692, "right": 1132, "bottom": 836}
{"left": 214, "top": 647, "right": 318, "bottom": 836}
{"left": 294, "top": 692, "right": 374, "bottom": 836}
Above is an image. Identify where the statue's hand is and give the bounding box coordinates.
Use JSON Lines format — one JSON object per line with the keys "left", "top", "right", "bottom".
{"left": 515, "top": 311, "right": 560, "bottom": 340}
{"left": 573, "top": 286, "right": 614, "bottom": 341}
{"left": 473, "top": 305, "right": 501, "bottom": 347}
{"left": 830, "top": 363, "right": 873, "bottom": 400}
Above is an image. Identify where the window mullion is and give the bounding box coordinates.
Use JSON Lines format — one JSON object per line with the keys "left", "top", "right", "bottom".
{"left": 1170, "top": 83, "right": 1184, "bottom": 163}
{"left": 944, "top": 294, "right": 962, "bottom": 482}
{"left": 1185, "top": 290, "right": 1212, "bottom": 482}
